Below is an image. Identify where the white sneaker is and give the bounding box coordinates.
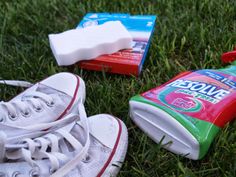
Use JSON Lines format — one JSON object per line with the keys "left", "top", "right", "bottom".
{"left": 0, "top": 110, "right": 128, "bottom": 177}
{"left": 0, "top": 72, "right": 85, "bottom": 139}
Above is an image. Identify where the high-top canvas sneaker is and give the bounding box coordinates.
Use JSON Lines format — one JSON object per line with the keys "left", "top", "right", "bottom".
{"left": 0, "top": 111, "right": 128, "bottom": 177}
{"left": 0, "top": 72, "right": 85, "bottom": 140}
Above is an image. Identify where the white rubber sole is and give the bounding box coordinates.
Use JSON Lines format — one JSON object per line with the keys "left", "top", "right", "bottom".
{"left": 41, "top": 73, "right": 86, "bottom": 120}
{"left": 100, "top": 118, "right": 128, "bottom": 177}
{"left": 42, "top": 72, "right": 86, "bottom": 119}
{"left": 68, "top": 74, "right": 86, "bottom": 113}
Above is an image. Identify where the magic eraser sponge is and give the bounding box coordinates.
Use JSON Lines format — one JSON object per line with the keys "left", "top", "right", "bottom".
{"left": 49, "top": 21, "right": 132, "bottom": 66}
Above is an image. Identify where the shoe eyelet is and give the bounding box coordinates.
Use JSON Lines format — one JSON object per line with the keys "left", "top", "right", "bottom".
{"left": 0, "top": 117, "right": 5, "bottom": 123}
{"left": 34, "top": 106, "right": 43, "bottom": 113}
{"left": 29, "top": 169, "right": 40, "bottom": 177}
{"left": 8, "top": 113, "right": 17, "bottom": 121}
{"left": 82, "top": 155, "right": 91, "bottom": 163}
{"left": 12, "top": 171, "right": 21, "bottom": 177}
{"left": 49, "top": 168, "right": 56, "bottom": 175}
{"left": 21, "top": 110, "right": 31, "bottom": 118}
{"left": 46, "top": 100, "right": 55, "bottom": 107}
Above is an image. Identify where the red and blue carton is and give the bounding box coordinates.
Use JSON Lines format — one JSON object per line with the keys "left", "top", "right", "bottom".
{"left": 76, "top": 13, "right": 156, "bottom": 76}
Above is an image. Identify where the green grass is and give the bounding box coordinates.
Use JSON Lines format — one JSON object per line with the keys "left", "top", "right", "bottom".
{"left": 0, "top": 0, "right": 236, "bottom": 176}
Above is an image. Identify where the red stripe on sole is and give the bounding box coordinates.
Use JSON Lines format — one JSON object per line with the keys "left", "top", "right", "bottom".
{"left": 97, "top": 118, "right": 123, "bottom": 177}
{"left": 56, "top": 75, "right": 80, "bottom": 120}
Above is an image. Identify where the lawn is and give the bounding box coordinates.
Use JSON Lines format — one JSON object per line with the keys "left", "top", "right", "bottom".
{"left": 0, "top": 0, "right": 235, "bottom": 176}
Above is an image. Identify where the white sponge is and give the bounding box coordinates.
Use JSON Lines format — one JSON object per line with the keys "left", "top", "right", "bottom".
{"left": 49, "top": 21, "right": 132, "bottom": 66}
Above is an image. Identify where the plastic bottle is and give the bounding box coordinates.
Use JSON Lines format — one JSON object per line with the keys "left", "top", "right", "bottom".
{"left": 129, "top": 49, "right": 236, "bottom": 160}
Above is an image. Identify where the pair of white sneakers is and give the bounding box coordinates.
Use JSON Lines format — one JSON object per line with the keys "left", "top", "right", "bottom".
{"left": 0, "top": 72, "right": 128, "bottom": 177}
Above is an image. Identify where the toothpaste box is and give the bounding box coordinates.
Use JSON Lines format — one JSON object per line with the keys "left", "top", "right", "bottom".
{"left": 76, "top": 13, "right": 156, "bottom": 76}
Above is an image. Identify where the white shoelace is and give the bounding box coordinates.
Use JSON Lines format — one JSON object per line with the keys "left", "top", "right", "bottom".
{"left": 0, "top": 80, "right": 57, "bottom": 122}
{"left": 0, "top": 80, "right": 33, "bottom": 87}
{"left": 0, "top": 102, "right": 90, "bottom": 177}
